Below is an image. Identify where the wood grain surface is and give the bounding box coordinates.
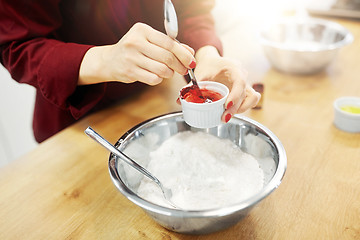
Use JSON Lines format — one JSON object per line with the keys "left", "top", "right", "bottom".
{"left": 0, "top": 17, "right": 359, "bottom": 240}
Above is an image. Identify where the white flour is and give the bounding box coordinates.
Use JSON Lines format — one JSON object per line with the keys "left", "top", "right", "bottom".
{"left": 137, "top": 131, "right": 264, "bottom": 210}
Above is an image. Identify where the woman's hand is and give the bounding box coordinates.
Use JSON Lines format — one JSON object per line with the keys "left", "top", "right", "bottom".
{"left": 194, "top": 46, "right": 260, "bottom": 123}
{"left": 79, "top": 22, "right": 196, "bottom": 86}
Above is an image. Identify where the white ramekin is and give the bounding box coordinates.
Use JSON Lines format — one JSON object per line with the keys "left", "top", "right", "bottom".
{"left": 333, "top": 96, "right": 360, "bottom": 133}
{"left": 179, "top": 81, "right": 229, "bottom": 128}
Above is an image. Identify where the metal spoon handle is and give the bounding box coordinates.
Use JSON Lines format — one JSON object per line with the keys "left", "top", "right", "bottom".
{"left": 188, "top": 69, "right": 199, "bottom": 87}
{"left": 172, "top": 39, "right": 201, "bottom": 90}
{"left": 163, "top": 0, "right": 201, "bottom": 90}
{"left": 84, "top": 127, "right": 160, "bottom": 185}
{"left": 171, "top": 37, "right": 199, "bottom": 87}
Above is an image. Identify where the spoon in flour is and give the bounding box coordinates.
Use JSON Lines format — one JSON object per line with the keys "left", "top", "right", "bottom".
{"left": 164, "top": 0, "right": 207, "bottom": 101}
{"left": 84, "top": 127, "right": 178, "bottom": 209}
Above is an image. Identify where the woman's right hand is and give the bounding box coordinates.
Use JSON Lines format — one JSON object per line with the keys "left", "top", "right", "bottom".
{"left": 79, "top": 22, "right": 196, "bottom": 86}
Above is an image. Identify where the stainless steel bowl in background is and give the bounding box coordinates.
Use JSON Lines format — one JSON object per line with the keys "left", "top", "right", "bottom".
{"left": 259, "top": 17, "right": 353, "bottom": 75}
{"left": 108, "top": 112, "right": 287, "bottom": 234}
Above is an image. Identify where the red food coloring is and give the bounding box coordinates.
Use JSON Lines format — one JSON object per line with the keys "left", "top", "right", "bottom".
{"left": 180, "top": 85, "right": 223, "bottom": 103}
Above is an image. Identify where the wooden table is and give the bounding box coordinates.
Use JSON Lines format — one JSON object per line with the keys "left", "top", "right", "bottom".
{"left": 1, "top": 17, "right": 359, "bottom": 240}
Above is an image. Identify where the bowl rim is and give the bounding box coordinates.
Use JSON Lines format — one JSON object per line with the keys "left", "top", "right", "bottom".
{"left": 259, "top": 17, "right": 354, "bottom": 52}
{"left": 108, "top": 112, "right": 287, "bottom": 217}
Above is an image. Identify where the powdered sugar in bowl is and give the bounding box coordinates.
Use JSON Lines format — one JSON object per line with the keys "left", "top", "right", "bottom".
{"left": 108, "top": 112, "right": 287, "bottom": 234}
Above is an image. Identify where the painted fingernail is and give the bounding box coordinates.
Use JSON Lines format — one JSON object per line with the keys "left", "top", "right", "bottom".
{"left": 225, "top": 114, "right": 232, "bottom": 123}
{"left": 226, "top": 101, "right": 233, "bottom": 110}
{"left": 189, "top": 60, "right": 196, "bottom": 69}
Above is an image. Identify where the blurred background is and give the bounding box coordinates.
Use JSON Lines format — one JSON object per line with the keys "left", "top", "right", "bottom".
{"left": 0, "top": 65, "right": 37, "bottom": 167}
{"left": 0, "top": 0, "right": 355, "bottom": 167}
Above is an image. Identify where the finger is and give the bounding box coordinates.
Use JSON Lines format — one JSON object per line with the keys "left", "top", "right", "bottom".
{"left": 221, "top": 110, "right": 233, "bottom": 124}
{"left": 168, "top": 40, "right": 196, "bottom": 69}
{"left": 225, "top": 80, "right": 247, "bottom": 115}
{"left": 136, "top": 51, "right": 175, "bottom": 79}
{"left": 120, "top": 30, "right": 180, "bottom": 78}
{"left": 118, "top": 57, "right": 164, "bottom": 86}
{"left": 221, "top": 89, "right": 246, "bottom": 124}
{"left": 237, "top": 87, "right": 261, "bottom": 113}
{"left": 146, "top": 30, "right": 195, "bottom": 70}
{"left": 132, "top": 68, "right": 164, "bottom": 86}
{"left": 180, "top": 43, "right": 195, "bottom": 55}
{"left": 141, "top": 42, "right": 189, "bottom": 75}
{"left": 221, "top": 85, "right": 260, "bottom": 123}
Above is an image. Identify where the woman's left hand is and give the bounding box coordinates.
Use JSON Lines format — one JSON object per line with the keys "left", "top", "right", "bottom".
{"left": 194, "top": 46, "right": 260, "bottom": 123}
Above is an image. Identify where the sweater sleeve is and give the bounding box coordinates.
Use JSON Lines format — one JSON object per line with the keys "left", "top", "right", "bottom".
{"left": 174, "top": 0, "right": 223, "bottom": 56}
{"left": 0, "top": 0, "right": 106, "bottom": 120}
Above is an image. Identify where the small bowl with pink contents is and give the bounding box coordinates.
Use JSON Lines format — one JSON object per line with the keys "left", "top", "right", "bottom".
{"left": 179, "top": 81, "right": 229, "bottom": 128}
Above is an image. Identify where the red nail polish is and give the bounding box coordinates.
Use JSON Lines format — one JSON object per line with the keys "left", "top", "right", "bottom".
{"left": 226, "top": 101, "right": 233, "bottom": 110}
{"left": 189, "top": 60, "right": 196, "bottom": 69}
{"left": 225, "top": 114, "right": 232, "bottom": 123}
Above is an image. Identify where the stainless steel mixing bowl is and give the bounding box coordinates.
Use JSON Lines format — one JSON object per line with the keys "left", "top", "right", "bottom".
{"left": 108, "top": 112, "right": 287, "bottom": 234}
{"left": 260, "top": 17, "right": 353, "bottom": 74}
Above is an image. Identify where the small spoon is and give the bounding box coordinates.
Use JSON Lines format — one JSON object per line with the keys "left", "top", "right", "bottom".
{"left": 164, "top": 0, "right": 203, "bottom": 96}
{"left": 84, "top": 127, "right": 178, "bottom": 209}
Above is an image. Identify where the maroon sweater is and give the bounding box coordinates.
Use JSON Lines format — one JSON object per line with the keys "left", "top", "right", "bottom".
{"left": 0, "top": 0, "right": 222, "bottom": 142}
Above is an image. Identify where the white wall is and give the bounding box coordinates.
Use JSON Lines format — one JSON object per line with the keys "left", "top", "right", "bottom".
{"left": 0, "top": 65, "right": 37, "bottom": 167}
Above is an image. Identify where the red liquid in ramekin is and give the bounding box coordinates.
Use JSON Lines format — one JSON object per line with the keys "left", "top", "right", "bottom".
{"left": 180, "top": 85, "right": 223, "bottom": 103}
